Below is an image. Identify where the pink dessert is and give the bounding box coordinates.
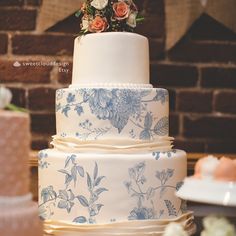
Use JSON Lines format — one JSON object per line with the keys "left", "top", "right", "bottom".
{"left": 194, "top": 155, "right": 236, "bottom": 182}
{"left": 214, "top": 157, "right": 236, "bottom": 182}
{"left": 0, "top": 111, "right": 30, "bottom": 196}
{"left": 0, "top": 202, "right": 43, "bottom": 236}
{"left": 0, "top": 110, "right": 43, "bottom": 236}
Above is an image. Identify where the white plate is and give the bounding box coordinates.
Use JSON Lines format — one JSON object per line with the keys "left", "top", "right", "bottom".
{"left": 176, "top": 178, "right": 236, "bottom": 207}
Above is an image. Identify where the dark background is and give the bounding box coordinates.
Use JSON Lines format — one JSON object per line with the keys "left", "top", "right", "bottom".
{"left": 0, "top": 0, "right": 236, "bottom": 153}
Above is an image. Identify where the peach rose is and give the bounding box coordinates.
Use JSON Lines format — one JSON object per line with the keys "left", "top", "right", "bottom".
{"left": 81, "top": 2, "right": 86, "bottom": 11}
{"left": 113, "top": 1, "right": 130, "bottom": 20}
{"left": 89, "top": 16, "right": 108, "bottom": 33}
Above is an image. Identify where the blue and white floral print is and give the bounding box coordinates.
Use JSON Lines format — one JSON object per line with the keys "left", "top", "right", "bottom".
{"left": 152, "top": 149, "right": 177, "bottom": 160}
{"left": 57, "top": 189, "right": 76, "bottom": 213}
{"left": 56, "top": 88, "right": 169, "bottom": 140}
{"left": 88, "top": 89, "right": 113, "bottom": 120}
{"left": 38, "top": 185, "right": 57, "bottom": 219}
{"left": 124, "top": 162, "right": 183, "bottom": 219}
{"left": 164, "top": 200, "right": 177, "bottom": 216}
{"left": 38, "top": 151, "right": 50, "bottom": 169}
{"left": 73, "top": 162, "right": 108, "bottom": 224}
{"left": 129, "top": 207, "right": 155, "bottom": 220}
{"left": 153, "top": 89, "right": 168, "bottom": 104}
{"left": 76, "top": 120, "right": 111, "bottom": 140}
{"left": 39, "top": 154, "right": 108, "bottom": 223}
{"left": 58, "top": 154, "right": 84, "bottom": 188}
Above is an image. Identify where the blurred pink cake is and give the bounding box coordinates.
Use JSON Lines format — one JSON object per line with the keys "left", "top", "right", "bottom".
{"left": 0, "top": 111, "right": 30, "bottom": 196}
{"left": 194, "top": 155, "right": 236, "bottom": 182}
{"left": 0, "top": 109, "right": 43, "bottom": 236}
{"left": 177, "top": 155, "right": 236, "bottom": 206}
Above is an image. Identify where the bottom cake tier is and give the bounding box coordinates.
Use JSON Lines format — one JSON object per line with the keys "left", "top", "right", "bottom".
{"left": 38, "top": 148, "right": 186, "bottom": 224}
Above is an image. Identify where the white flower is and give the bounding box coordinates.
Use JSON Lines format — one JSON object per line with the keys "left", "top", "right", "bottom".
{"left": 82, "top": 18, "right": 89, "bottom": 30}
{"left": 91, "top": 0, "right": 108, "bottom": 10}
{"left": 127, "top": 11, "right": 137, "bottom": 28}
{"left": 0, "top": 87, "right": 12, "bottom": 109}
{"left": 163, "top": 223, "right": 188, "bottom": 236}
{"left": 201, "top": 216, "right": 236, "bottom": 236}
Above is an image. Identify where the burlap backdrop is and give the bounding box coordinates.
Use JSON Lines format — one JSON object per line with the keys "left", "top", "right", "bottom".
{"left": 37, "top": 0, "right": 236, "bottom": 50}
{"left": 165, "top": 0, "right": 236, "bottom": 49}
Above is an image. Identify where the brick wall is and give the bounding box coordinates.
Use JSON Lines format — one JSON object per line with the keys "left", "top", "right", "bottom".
{"left": 0, "top": 0, "right": 236, "bottom": 153}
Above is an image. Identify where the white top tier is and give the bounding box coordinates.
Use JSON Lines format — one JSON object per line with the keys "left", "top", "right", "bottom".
{"left": 71, "top": 32, "right": 150, "bottom": 86}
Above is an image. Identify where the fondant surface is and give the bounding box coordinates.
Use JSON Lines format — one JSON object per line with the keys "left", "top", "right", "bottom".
{"left": 56, "top": 88, "right": 169, "bottom": 142}
{"left": 72, "top": 32, "right": 149, "bottom": 85}
{"left": 39, "top": 148, "right": 187, "bottom": 224}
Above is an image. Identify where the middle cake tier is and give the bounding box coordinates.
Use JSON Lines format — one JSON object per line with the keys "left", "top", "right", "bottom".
{"left": 56, "top": 87, "right": 169, "bottom": 142}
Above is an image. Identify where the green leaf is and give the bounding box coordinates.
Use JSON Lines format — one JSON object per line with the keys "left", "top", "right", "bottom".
{"left": 136, "top": 16, "right": 145, "bottom": 23}
{"left": 75, "top": 10, "right": 82, "bottom": 17}
{"left": 6, "top": 103, "right": 28, "bottom": 113}
{"left": 87, "top": 6, "right": 94, "bottom": 15}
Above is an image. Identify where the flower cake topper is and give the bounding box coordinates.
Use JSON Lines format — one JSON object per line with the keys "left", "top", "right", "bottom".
{"left": 76, "top": 0, "right": 144, "bottom": 35}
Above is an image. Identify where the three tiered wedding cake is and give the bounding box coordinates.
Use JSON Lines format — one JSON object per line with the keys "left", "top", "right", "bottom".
{"left": 38, "top": 32, "right": 187, "bottom": 224}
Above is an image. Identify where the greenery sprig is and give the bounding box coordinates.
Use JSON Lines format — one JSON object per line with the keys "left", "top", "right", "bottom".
{"left": 0, "top": 86, "right": 28, "bottom": 113}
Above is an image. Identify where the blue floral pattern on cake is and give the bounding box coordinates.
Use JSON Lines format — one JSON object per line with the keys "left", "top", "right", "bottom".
{"left": 76, "top": 120, "right": 111, "bottom": 140}
{"left": 152, "top": 149, "right": 177, "bottom": 160}
{"left": 39, "top": 150, "right": 185, "bottom": 222}
{"left": 56, "top": 88, "right": 169, "bottom": 140}
{"left": 39, "top": 154, "right": 108, "bottom": 223}
{"left": 58, "top": 154, "right": 85, "bottom": 188}
{"left": 153, "top": 89, "right": 168, "bottom": 104}
{"left": 38, "top": 151, "right": 50, "bottom": 169}
{"left": 73, "top": 162, "right": 108, "bottom": 224}
{"left": 124, "top": 162, "right": 183, "bottom": 219}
